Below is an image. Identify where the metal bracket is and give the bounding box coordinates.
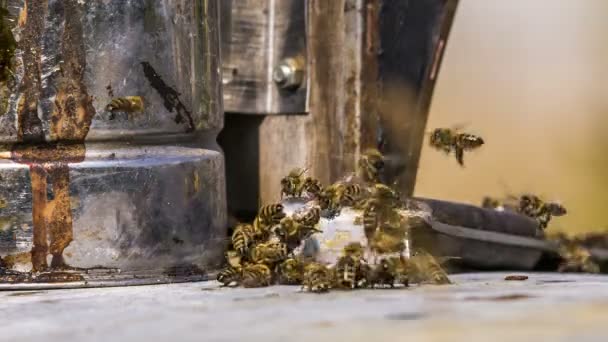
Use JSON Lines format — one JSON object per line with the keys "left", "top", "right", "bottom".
{"left": 220, "top": 0, "right": 308, "bottom": 115}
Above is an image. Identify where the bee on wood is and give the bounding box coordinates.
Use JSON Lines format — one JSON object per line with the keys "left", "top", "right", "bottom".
{"left": 241, "top": 263, "right": 272, "bottom": 288}
{"left": 517, "top": 194, "right": 567, "bottom": 229}
{"left": 250, "top": 241, "right": 288, "bottom": 265}
{"left": 302, "top": 262, "right": 333, "bottom": 293}
{"left": 105, "top": 96, "right": 144, "bottom": 119}
{"left": 253, "top": 203, "right": 286, "bottom": 240}
{"left": 231, "top": 223, "right": 255, "bottom": 256}
{"left": 281, "top": 168, "right": 307, "bottom": 198}
{"left": 358, "top": 148, "right": 385, "bottom": 183}
{"left": 277, "top": 257, "right": 306, "bottom": 285}
{"left": 408, "top": 250, "right": 451, "bottom": 285}
{"left": 217, "top": 266, "right": 242, "bottom": 287}
{"left": 429, "top": 127, "right": 484, "bottom": 167}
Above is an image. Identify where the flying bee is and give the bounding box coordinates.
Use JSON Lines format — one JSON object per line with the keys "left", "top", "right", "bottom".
{"left": 408, "top": 250, "right": 451, "bottom": 285}
{"left": 358, "top": 148, "right": 385, "bottom": 183}
{"left": 481, "top": 196, "right": 502, "bottom": 210}
{"left": 281, "top": 168, "right": 307, "bottom": 198}
{"left": 231, "top": 223, "right": 255, "bottom": 256}
{"left": 517, "top": 194, "right": 567, "bottom": 230}
{"left": 105, "top": 96, "right": 144, "bottom": 119}
{"left": 250, "top": 241, "right": 288, "bottom": 265}
{"left": 253, "top": 203, "right": 286, "bottom": 240}
{"left": 302, "top": 262, "right": 333, "bottom": 293}
{"left": 277, "top": 257, "right": 306, "bottom": 285}
{"left": 241, "top": 263, "right": 272, "bottom": 288}
{"left": 217, "top": 266, "right": 242, "bottom": 287}
{"left": 429, "top": 127, "right": 484, "bottom": 167}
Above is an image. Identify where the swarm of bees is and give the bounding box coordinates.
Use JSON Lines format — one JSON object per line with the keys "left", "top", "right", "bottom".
{"left": 217, "top": 149, "right": 453, "bottom": 292}
{"left": 428, "top": 126, "right": 484, "bottom": 167}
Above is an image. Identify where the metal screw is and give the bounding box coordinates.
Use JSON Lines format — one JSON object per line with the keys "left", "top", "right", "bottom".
{"left": 272, "top": 57, "right": 304, "bottom": 90}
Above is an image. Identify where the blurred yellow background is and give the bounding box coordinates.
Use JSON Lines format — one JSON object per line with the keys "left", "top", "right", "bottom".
{"left": 415, "top": 0, "right": 608, "bottom": 234}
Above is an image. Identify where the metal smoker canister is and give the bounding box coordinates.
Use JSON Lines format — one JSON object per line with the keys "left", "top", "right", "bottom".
{"left": 0, "top": 0, "right": 225, "bottom": 289}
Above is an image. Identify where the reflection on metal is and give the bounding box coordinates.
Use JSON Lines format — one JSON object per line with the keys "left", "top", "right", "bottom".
{"left": 0, "top": 0, "right": 226, "bottom": 289}
{"left": 220, "top": 0, "right": 308, "bottom": 114}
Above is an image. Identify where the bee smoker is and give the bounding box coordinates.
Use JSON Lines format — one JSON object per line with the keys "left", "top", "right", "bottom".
{"left": 0, "top": 0, "right": 226, "bottom": 289}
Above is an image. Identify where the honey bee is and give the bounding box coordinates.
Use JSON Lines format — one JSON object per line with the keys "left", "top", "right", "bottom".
{"left": 250, "top": 241, "right": 288, "bottom": 265}
{"left": 231, "top": 223, "right": 255, "bottom": 256}
{"left": 557, "top": 243, "right": 600, "bottom": 274}
{"left": 302, "top": 177, "right": 323, "bottom": 198}
{"left": 367, "top": 257, "right": 408, "bottom": 288}
{"left": 277, "top": 257, "right": 306, "bottom": 285}
{"left": 429, "top": 127, "right": 484, "bottom": 166}
{"left": 217, "top": 266, "right": 242, "bottom": 287}
{"left": 358, "top": 148, "right": 385, "bottom": 183}
{"left": 517, "top": 194, "right": 567, "bottom": 229}
{"left": 281, "top": 168, "right": 307, "bottom": 198}
{"left": 316, "top": 185, "right": 342, "bottom": 218}
{"left": 302, "top": 262, "right": 333, "bottom": 293}
{"left": 362, "top": 200, "right": 379, "bottom": 241}
{"left": 334, "top": 242, "right": 369, "bottom": 289}
{"left": 481, "top": 196, "right": 502, "bottom": 210}
{"left": 333, "top": 255, "right": 359, "bottom": 289}
{"left": 336, "top": 183, "right": 364, "bottom": 207}
{"left": 369, "top": 229, "right": 405, "bottom": 255}
{"left": 105, "top": 96, "right": 144, "bottom": 115}
{"left": 276, "top": 217, "right": 321, "bottom": 251}
{"left": 295, "top": 206, "right": 321, "bottom": 227}
{"left": 253, "top": 203, "right": 286, "bottom": 240}
{"left": 241, "top": 263, "right": 272, "bottom": 288}
{"left": 370, "top": 183, "right": 401, "bottom": 208}
{"left": 408, "top": 250, "right": 451, "bottom": 285}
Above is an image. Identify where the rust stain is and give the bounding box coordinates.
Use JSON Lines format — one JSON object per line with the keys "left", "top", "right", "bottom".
{"left": 1, "top": 252, "right": 32, "bottom": 268}
{"left": 16, "top": 0, "right": 47, "bottom": 142}
{"left": 34, "top": 271, "right": 84, "bottom": 283}
{"left": 6, "top": 0, "right": 95, "bottom": 277}
{"left": 18, "top": 1, "right": 27, "bottom": 27}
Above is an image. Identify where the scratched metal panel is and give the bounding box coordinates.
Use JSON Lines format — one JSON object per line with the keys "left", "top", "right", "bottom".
{"left": 220, "top": 0, "right": 308, "bottom": 114}
{"left": 0, "top": 0, "right": 226, "bottom": 288}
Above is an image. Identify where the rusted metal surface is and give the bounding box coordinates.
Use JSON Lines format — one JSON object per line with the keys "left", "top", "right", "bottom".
{"left": 0, "top": 0, "right": 226, "bottom": 288}
{"left": 220, "top": 0, "right": 307, "bottom": 114}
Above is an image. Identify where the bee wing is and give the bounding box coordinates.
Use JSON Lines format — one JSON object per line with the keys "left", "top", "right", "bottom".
{"left": 450, "top": 121, "right": 471, "bottom": 132}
